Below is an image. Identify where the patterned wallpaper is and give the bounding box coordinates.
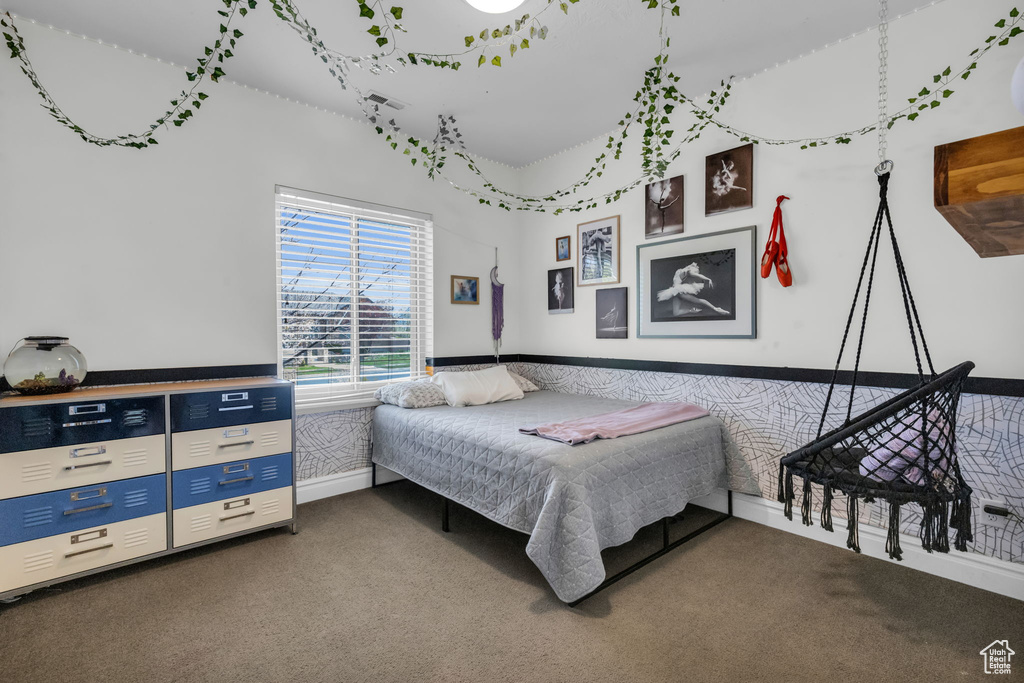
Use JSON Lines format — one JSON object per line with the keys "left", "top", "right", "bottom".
{"left": 292, "top": 362, "right": 1023, "bottom": 565}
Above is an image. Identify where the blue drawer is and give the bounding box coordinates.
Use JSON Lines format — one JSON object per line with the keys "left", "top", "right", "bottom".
{"left": 170, "top": 386, "right": 292, "bottom": 432}
{"left": 0, "top": 396, "right": 165, "bottom": 454}
{"left": 171, "top": 453, "right": 293, "bottom": 509}
{"left": 0, "top": 474, "right": 166, "bottom": 547}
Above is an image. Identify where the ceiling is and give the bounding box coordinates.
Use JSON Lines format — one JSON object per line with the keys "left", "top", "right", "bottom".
{"left": 2, "top": 0, "right": 938, "bottom": 166}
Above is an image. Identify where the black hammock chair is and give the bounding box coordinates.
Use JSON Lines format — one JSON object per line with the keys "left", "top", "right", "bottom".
{"left": 778, "top": 171, "right": 974, "bottom": 562}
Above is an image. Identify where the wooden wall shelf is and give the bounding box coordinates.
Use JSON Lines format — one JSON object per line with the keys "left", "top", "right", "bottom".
{"left": 934, "top": 126, "right": 1024, "bottom": 258}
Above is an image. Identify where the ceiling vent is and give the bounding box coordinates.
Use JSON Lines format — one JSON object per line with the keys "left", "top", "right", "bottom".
{"left": 366, "top": 91, "right": 407, "bottom": 110}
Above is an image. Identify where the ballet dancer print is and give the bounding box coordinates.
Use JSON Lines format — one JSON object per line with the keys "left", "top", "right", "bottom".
{"left": 656, "top": 263, "right": 730, "bottom": 316}
{"left": 705, "top": 144, "right": 754, "bottom": 215}
{"left": 645, "top": 175, "right": 684, "bottom": 238}
{"left": 650, "top": 249, "right": 736, "bottom": 323}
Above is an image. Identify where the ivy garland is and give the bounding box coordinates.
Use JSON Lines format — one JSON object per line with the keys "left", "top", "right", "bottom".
{"left": 1, "top": 1, "right": 1020, "bottom": 213}
{"left": 1, "top": 0, "right": 255, "bottom": 148}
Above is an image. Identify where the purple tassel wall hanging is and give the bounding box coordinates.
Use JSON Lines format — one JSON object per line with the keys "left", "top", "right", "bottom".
{"left": 490, "top": 249, "right": 504, "bottom": 362}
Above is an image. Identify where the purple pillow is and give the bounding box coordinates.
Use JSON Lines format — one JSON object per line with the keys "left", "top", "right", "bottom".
{"left": 858, "top": 410, "right": 952, "bottom": 486}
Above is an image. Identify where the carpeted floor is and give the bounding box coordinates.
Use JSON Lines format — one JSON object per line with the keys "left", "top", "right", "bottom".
{"left": 1, "top": 482, "right": 1020, "bottom": 683}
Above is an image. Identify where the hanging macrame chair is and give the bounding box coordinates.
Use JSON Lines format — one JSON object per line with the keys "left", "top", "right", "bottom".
{"left": 778, "top": 169, "right": 974, "bottom": 561}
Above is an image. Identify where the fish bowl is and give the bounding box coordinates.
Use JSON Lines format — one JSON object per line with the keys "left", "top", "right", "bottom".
{"left": 3, "top": 337, "right": 88, "bottom": 395}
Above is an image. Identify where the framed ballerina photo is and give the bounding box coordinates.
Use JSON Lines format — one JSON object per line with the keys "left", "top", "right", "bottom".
{"left": 645, "top": 175, "right": 684, "bottom": 239}
{"left": 705, "top": 144, "right": 753, "bottom": 216}
{"left": 547, "top": 266, "right": 574, "bottom": 315}
{"left": 450, "top": 275, "right": 479, "bottom": 305}
{"left": 555, "top": 235, "right": 571, "bottom": 262}
{"left": 636, "top": 226, "right": 756, "bottom": 338}
{"left": 596, "top": 287, "right": 628, "bottom": 339}
{"left": 577, "top": 215, "right": 620, "bottom": 286}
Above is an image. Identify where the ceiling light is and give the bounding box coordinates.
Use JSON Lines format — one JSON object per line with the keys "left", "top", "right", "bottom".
{"left": 464, "top": 0, "right": 527, "bottom": 14}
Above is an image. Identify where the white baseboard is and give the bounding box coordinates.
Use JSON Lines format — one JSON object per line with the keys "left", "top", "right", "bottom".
{"left": 296, "top": 466, "right": 404, "bottom": 504}
{"left": 725, "top": 490, "right": 1024, "bottom": 602}
{"left": 297, "top": 475, "right": 1024, "bottom": 601}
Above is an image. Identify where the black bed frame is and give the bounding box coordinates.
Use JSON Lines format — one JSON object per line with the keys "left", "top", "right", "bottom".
{"left": 372, "top": 463, "right": 733, "bottom": 607}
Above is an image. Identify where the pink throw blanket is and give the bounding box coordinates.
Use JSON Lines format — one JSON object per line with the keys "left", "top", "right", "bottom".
{"left": 519, "top": 402, "right": 711, "bottom": 445}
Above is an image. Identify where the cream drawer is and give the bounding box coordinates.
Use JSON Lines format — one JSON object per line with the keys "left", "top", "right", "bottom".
{"left": 171, "top": 420, "right": 292, "bottom": 471}
{"left": 0, "top": 513, "right": 167, "bottom": 594}
{"left": 172, "top": 486, "right": 292, "bottom": 548}
{"left": 0, "top": 434, "right": 166, "bottom": 500}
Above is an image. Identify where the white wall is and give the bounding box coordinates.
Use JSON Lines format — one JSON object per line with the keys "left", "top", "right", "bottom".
{"left": 2, "top": 0, "right": 1023, "bottom": 381}
{"left": 0, "top": 22, "right": 521, "bottom": 371}
{"left": 516, "top": 0, "right": 1024, "bottom": 380}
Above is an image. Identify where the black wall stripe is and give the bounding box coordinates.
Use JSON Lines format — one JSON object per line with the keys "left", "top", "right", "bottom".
{"left": 0, "top": 364, "right": 278, "bottom": 393}
{"left": 428, "top": 354, "right": 1024, "bottom": 398}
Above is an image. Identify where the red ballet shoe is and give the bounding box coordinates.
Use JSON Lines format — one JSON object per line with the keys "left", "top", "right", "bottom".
{"left": 775, "top": 212, "right": 793, "bottom": 288}
{"left": 760, "top": 241, "right": 778, "bottom": 278}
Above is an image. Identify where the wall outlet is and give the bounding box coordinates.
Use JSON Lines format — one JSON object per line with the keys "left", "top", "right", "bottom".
{"left": 978, "top": 498, "right": 1009, "bottom": 527}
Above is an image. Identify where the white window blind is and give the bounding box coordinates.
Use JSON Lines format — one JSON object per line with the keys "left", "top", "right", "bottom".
{"left": 275, "top": 186, "right": 433, "bottom": 409}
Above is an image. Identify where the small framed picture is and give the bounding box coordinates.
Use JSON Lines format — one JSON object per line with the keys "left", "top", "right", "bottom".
{"left": 705, "top": 144, "right": 753, "bottom": 216}
{"left": 450, "top": 275, "right": 479, "bottom": 305}
{"left": 646, "top": 175, "right": 684, "bottom": 239}
{"left": 596, "top": 287, "right": 628, "bottom": 339}
{"left": 577, "top": 215, "right": 620, "bottom": 287}
{"left": 637, "top": 226, "right": 756, "bottom": 338}
{"left": 548, "top": 267, "right": 574, "bottom": 314}
{"left": 555, "top": 235, "right": 571, "bottom": 261}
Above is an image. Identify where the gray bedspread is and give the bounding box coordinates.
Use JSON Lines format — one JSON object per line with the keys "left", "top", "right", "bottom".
{"left": 371, "top": 390, "right": 760, "bottom": 602}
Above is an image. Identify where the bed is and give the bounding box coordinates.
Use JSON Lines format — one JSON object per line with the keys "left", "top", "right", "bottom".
{"left": 371, "top": 390, "right": 761, "bottom": 603}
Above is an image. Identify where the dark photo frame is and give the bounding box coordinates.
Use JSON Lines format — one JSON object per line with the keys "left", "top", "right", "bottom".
{"left": 705, "top": 144, "right": 754, "bottom": 216}
{"left": 548, "top": 267, "right": 574, "bottom": 314}
{"left": 596, "top": 287, "right": 628, "bottom": 339}
{"left": 646, "top": 175, "right": 684, "bottom": 239}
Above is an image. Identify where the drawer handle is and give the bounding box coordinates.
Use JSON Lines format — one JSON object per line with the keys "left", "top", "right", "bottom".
{"left": 70, "top": 445, "right": 107, "bottom": 458}
{"left": 64, "top": 543, "right": 114, "bottom": 559}
{"left": 220, "top": 510, "right": 256, "bottom": 522}
{"left": 218, "top": 440, "right": 255, "bottom": 448}
{"left": 218, "top": 405, "right": 253, "bottom": 412}
{"left": 64, "top": 460, "right": 113, "bottom": 471}
{"left": 62, "top": 418, "right": 113, "bottom": 428}
{"left": 219, "top": 476, "right": 254, "bottom": 486}
{"left": 64, "top": 502, "right": 113, "bottom": 516}
{"left": 69, "top": 404, "right": 106, "bottom": 416}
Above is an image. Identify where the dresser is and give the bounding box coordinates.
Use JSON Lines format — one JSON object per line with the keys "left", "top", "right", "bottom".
{"left": 0, "top": 378, "right": 295, "bottom": 601}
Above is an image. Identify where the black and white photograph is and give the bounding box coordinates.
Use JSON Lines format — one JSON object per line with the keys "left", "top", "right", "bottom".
{"left": 650, "top": 250, "right": 735, "bottom": 322}
{"left": 645, "top": 175, "right": 684, "bottom": 238}
{"left": 595, "top": 287, "right": 628, "bottom": 339}
{"left": 637, "top": 226, "right": 756, "bottom": 339}
{"left": 547, "top": 266, "right": 574, "bottom": 314}
{"left": 577, "top": 215, "right": 620, "bottom": 286}
{"left": 705, "top": 143, "right": 754, "bottom": 216}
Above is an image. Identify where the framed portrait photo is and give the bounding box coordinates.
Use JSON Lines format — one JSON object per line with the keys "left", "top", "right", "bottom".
{"left": 450, "top": 275, "right": 479, "bottom": 305}
{"left": 705, "top": 143, "right": 753, "bottom": 216}
{"left": 596, "top": 287, "right": 628, "bottom": 339}
{"left": 636, "top": 226, "right": 756, "bottom": 339}
{"left": 547, "top": 267, "right": 574, "bottom": 314}
{"left": 577, "top": 215, "right": 620, "bottom": 286}
{"left": 645, "top": 174, "right": 684, "bottom": 239}
{"left": 555, "top": 235, "right": 571, "bottom": 262}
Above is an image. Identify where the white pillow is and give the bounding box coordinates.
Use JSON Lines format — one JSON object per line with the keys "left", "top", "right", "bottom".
{"left": 429, "top": 366, "right": 525, "bottom": 407}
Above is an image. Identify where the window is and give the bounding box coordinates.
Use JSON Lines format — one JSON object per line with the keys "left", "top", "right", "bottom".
{"left": 275, "top": 186, "right": 433, "bottom": 409}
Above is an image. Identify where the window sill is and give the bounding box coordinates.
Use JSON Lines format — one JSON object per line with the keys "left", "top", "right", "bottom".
{"left": 296, "top": 397, "right": 382, "bottom": 416}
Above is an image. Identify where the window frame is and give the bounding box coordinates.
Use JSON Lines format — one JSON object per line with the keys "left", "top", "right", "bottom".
{"left": 275, "top": 185, "right": 433, "bottom": 412}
